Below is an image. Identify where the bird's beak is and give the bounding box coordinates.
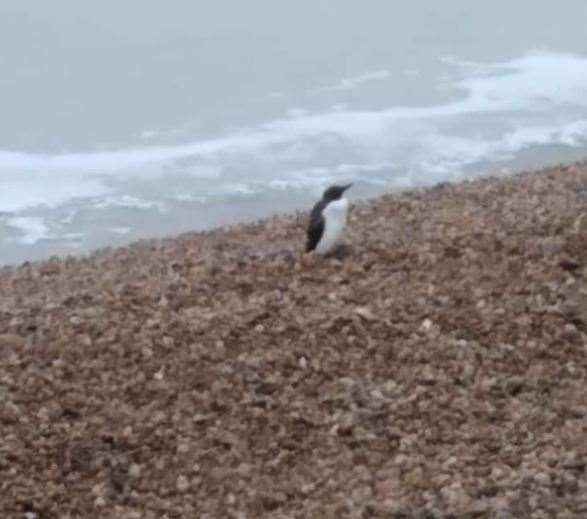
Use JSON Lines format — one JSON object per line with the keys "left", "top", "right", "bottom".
{"left": 342, "top": 183, "right": 353, "bottom": 192}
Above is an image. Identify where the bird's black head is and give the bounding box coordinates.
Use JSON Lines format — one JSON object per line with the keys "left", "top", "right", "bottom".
{"left": 322, "top": 183, "right": 352, "bottom": 202}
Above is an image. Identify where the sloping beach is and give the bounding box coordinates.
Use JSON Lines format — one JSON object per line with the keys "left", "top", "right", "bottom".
{"left": 2, "top": 160, "right": 587, "bottom": 517}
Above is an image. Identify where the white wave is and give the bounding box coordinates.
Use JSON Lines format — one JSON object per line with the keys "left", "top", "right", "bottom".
{"left": 221, "top": 184, "right": 257, "bottom": 196}
{"left": 1, "top": 51, "right": 585, "bottom": 173}
{"left": 0, "top": 174, "right": 113, "bottom": 213}
{"left": 90, "top": 196, "right": 166, "bottom": 211}
{"left": 139, "top": 128, "right": 186, "bottom": 140}
{"left": 62, "top": 232, "right": 85, "bottom": 241}
{"left": 320, "top": 69, "right": 393, "bottom": 91}
{"left": 173, "top": 194, "right": 207, "bottom": 203}
{"left": 501, "top": 121, "right": 587, "bottom": 149}
{"left": 111, "top": 227, "right": 131, "bottom": 235}
{"left": 268, "top": 162, "right": 394, "bottom": 190}
{"left": 1, "top": 49, "right": 587, "bottom": 219}
{"left": 4, "top": 216, "right": 53, "bottom": 245}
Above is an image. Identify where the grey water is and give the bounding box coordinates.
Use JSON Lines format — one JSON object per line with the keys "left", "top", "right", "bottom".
{"left": 1, "top": 1, "right": 587, "bottom": 265}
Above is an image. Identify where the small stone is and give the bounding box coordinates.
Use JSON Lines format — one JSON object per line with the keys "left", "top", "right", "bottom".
{"left": 0, "top": 400, "right": 21, "bottom": 424}
{"left": 237, "top": 462, "right": 253, "bottom": 477}
{"left": 176, "top": 475, "right": 190, "bottom": 492}
{"left": 505, "top": 376, "right": 525, "bottom": 395}
{"left": 559, "top": 258, "right": 580, "bottom": 271}
{"left": 573, "top": 213, "right": 587, "bottom": 234}
{"left": 494, "top": 507, "right": 514, "bottom": 519}
{"left": 420, "top": 318, "right": 433, "bottom": 331}
{"left": 355, "top": 306, "right": 376, "bottom": 321}
{"left": 129, "top": 463, "right": 141, "bottom": 478}
{"left": 91, "top": 483, "right": 104, "bottom": 496}
{"left": 467, "top": 500, "right": 490, "bottom": 514}
{"left": 375, "top": 478, "right": 403, "bottom": 499}
{"left": 482, "top": 377, "right": 498, "bottom": 391}
{"left": 418, "top": 365, "right": 436, "bottom": 385}
{"left": 562, "top": 452, "right": 585, "bottom": 470}
{"left": 152, "top": 411, "right": 166, "bottom": 424}
{"left": 79, "top": 333, "right": 93, "bottom": 347}
{"left": 0, "top": 334, "right": 25, "bottom": 349}
{"left": 177, "top": 443, "right": 189, "bottom": 454}
{"left": 534, "top": 472, "right": 550, "bottom": 486}
{"left": 440, "top": 481, "right": 472, "bottom": 510}
{"left": 562, "top": 323, "right": 580, "bottom": 340}
{"left": 36, "top": 407, "right": 50, "bottom": 421}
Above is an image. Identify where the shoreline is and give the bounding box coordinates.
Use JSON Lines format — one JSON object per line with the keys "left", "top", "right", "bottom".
{"left": 3, "top": 144, "right": 587, "bottom": 268}
{"left": 2, "top": 159, "right": 587, "bottom": 516}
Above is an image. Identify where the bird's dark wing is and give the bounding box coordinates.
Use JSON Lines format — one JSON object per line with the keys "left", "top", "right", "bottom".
{"left": 306, "top": 200, "right": 326, "bottom": 252}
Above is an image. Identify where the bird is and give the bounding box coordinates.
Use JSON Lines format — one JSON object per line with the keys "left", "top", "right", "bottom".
{"left": 306, "top": 183, "right": 352, "bottom": 255}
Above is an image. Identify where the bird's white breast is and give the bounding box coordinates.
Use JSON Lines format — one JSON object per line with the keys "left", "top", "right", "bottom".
{"left": 315, "top": 197, "right": 349, "bottom": 255}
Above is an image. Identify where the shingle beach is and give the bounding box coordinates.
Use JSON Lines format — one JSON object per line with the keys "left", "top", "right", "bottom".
{"left": 2, "top": 161, "right": 587, "bottom": 517}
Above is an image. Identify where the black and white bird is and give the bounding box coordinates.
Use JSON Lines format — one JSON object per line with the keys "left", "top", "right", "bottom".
{"left": 306, "top": 184, "right": 352, "bottom": 255}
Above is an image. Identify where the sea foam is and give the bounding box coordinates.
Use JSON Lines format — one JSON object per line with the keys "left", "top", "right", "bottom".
{"left": 1, "top": 50, "right": 587, "bottom": 246}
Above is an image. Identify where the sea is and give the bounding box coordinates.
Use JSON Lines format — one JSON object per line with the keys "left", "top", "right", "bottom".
{"left": 2, "top": 1, "right": 587, "bottom": 265}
